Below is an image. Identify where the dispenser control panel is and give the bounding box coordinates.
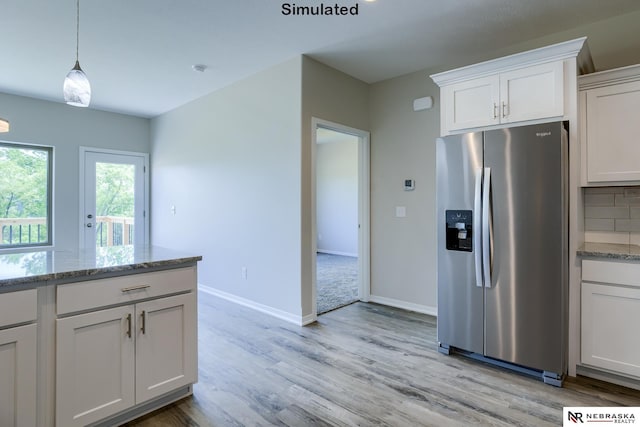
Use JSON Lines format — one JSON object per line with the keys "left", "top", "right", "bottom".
{"left": 445, "top": 210, "right": 473, "bottom": 252}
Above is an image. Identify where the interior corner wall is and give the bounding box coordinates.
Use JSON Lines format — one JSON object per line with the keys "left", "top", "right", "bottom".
{"left": 369, "top": 70, "right": 440, "bottom": 314}
{"left": 0, "top": 92, "right": 150, "bottom": 251}
{"left": 301, "top": 56, "right": 369, "bottom": 317}
{"left": 150, "top": 57, "right": 304, "bottom": 318}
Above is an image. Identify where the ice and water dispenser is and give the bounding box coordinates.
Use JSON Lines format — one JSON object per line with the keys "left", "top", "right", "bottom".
{"left": 445, "top": 210, "right": 473, "bottom": 252}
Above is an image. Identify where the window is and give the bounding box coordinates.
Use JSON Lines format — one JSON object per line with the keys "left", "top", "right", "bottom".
{"left": 0, "top": 142, "right": 53, "bottom": 248}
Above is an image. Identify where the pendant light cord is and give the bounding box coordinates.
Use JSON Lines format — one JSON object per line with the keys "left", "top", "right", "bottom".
{"left": 75, "top": 0, "right": 80, "bottom": 62}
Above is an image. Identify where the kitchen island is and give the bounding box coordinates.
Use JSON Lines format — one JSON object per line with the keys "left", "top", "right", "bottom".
{"left": 0, "top": 245, "right": 202, "bottom": 427}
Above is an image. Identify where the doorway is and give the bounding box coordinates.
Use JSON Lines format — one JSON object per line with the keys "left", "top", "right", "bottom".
{"left": 312, "top": 119, "right": 370, "bottom": 315}
{"left": 79, "top": 147, "right": 149, "bottom": 249}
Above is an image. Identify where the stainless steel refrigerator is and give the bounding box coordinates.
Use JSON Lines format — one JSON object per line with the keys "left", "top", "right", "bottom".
{"left": 436, "top": 121, "right": 568, "bottom": 386}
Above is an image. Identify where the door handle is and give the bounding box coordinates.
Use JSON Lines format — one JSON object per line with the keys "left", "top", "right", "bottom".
{"left": 140, "top": 310, "right": 146, "bottom": 334}
{"left": 473, "top": 168, "right": 483, "bottom": 287}
{"left": 126, "top": 313, "right": 132, "bottom": 338}
{"left": 493, "top": 103, "right": 498, "bottom": 119}
{"left": 482, "top": 167, "right": 492, "bottom": 288}
{"left": 502, "top": 102, "right": 508, "bottom": 118}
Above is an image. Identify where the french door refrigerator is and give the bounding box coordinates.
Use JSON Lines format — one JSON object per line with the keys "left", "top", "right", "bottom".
{"left": 436, "top": 121, "right": 568, "bottom": 386}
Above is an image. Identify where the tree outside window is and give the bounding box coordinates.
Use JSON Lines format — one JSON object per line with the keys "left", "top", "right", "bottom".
{"left": 0, "top": 142, "right": 52, "bottom": 248}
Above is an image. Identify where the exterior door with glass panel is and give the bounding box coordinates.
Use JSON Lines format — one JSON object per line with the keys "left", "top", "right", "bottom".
{"left": 82, "top": 150, "right": 147, "bottom": 249}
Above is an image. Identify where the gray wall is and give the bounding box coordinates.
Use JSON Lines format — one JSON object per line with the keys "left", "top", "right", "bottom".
{"left": 369, "top": 70, "right": 440, "bottom": 313}
{"left": 301, "top": 56, "right": 370, "bottom": 316}
{"left": 150, "top": 57, "right": 305, "bottom": 317}
{"left": 0, "top": 93, "right": 150, "bottom": 251}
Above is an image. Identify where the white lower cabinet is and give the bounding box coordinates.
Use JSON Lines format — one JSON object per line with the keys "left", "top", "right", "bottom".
{"left": 56, "top": 268, "right": 198, "bottom": 427}
{"left": 56, "top": 305, "right": 136, "bottom": 427}
{"left": 581, "top": 260, "right": 640, "bottom": 378}
{"left": 0, "top": 288, "right": 37, "bottom": 427}
{"left": 0, "top": 324, "right": 37, "bottom": 427}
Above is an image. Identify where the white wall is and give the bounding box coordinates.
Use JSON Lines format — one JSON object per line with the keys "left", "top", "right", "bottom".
{"left": 0, "top": 93, "right": 150, "bottom": 251}
{"left": 368, "top": 70, "right": 440, "bottom": 314}
{"left": 150, "top": 57, "right": 304, "bottom": 319}
{"left": 316, "top": 137, "right": 358, "bottom": 256}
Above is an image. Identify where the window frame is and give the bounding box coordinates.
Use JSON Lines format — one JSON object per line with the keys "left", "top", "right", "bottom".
{"left": 0, "top": 141, "right": 54, "bottom": 249}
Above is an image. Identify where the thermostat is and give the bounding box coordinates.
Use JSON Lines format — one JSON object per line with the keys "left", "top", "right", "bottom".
{"left": 404, "top": 179, "right": 415, "bottom": 191}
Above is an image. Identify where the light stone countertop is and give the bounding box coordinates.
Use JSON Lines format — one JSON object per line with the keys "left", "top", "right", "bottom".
{"left": 0, "top": 245, "right": 202, "bottom": 288}
{"left": 577, "top": 242, "right": 640, "bottom": 261}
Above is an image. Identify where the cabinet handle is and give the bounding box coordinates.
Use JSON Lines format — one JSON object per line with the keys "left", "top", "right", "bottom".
{"left": 493, "top": 103, "right": 498, "bottom": 119}
{"left": 121, "top": 284, "right": 151, "bottom": 293}
{"left": 140, "top": 310, "right": 146, "bottom": 335}
{"left": 126, "top": 313, "right": 132, "bottom": 338}
{"left": 502, "top": 102, "right": 508, "bottom": 118}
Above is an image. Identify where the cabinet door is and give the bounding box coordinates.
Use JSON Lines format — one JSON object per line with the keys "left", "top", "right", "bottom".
{"left": 581, "top": 282, "right": 640, "bottom": 377}
{"left": 585, "top": 80, "right": 640, "bottom": 183}
{"left": 500, "top": 61, "right": 564, "bottom": 124}
{"left": 56, "top": 305, "right": 135, "bottom": 427}
{"left": 135, "top": 293, "right": 197, "bottom": 403}
{"left": 443, "top": 75, "right": 500, "bottom": 132}
{"left": 0, "top": 324, "right": 37, "bottom": 427}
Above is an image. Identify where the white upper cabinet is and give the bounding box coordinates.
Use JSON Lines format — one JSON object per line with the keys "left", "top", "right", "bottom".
{"left": 579, "top": 64, "right": 640, "bottom": 185}
{"left": 499, "top": 62, "right": 564, "bottom": 124}
{"left": 442, "top": 74, "right": 500, "bottom": 131}
{"left": 432, "top": 37, "right": 591, "bottom": 136}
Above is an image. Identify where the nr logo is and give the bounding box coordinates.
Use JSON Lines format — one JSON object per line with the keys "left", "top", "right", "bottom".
{"left": 568, "top": 411, "right": 584, "bottom": 423}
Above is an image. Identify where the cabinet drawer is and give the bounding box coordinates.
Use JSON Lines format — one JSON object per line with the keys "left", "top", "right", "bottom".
{"left": 0, "top": 289, "right": 37, "bottom": 328}
{"left": 582, "top": 259, "right": 640, "bottom": 287}
{"left": 57, "top": 266, "right": 196, "bottom": 315}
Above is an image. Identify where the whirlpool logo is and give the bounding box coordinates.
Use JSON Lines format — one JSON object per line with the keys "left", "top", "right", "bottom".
{"left": 536, "top": 131, "right": 552, "bottom": 137}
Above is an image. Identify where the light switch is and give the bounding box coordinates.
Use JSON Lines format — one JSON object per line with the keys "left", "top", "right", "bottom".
{"left": 395, "top": 206, "right": 406, "bottom": 217}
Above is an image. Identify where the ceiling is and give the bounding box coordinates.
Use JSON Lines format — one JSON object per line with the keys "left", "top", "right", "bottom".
{"left": 3, "top": 0, "right": 640, "bottom": 118}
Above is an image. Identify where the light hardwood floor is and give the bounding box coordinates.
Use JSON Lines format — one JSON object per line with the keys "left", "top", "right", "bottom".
{"left": 125, "top": 290, "right": 640, "bottom": 426}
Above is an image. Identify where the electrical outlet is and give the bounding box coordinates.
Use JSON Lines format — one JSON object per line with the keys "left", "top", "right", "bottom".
{"left": 241, "top": 267, "right": 247, "bottom": 280}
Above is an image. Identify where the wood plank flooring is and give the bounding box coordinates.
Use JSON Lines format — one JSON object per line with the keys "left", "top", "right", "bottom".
{"left": 125, "top": 291, "right": 640, "bottom": 426}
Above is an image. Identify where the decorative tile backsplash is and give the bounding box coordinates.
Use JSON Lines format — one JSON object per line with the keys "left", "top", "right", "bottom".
{"left": 584, "top": 187, "right": 640, "bottom": 245}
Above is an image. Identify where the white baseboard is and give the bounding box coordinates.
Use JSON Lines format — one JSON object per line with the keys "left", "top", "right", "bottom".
{"left": 317, "top": 249, "right": 358, "bottom": 258}
{"left": 368, "top": 294, "right": 437, "bottom": 317}
{"left": 198, "top": 285, "right": 316, "bottom": 326}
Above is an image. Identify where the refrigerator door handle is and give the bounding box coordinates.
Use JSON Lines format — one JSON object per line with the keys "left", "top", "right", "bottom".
{"left": 474, "top": 168, "right": 483, "bottom": 287}
{"left": 482, "top": 167, "right": 492, "bottom": 288}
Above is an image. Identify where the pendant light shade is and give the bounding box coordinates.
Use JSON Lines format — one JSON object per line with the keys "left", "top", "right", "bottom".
{"left": 64, "top": 60, "right": 91, "bottom": 107}
{"left": 64, "top": 0, "right": 91, "bottom": 107}
{"left": 0, "top": 117, "right": 9, "bottom": 133}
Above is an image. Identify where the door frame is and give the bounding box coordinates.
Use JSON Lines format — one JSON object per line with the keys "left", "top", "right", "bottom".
{"left": 311, "top": 118, "right": 371, "bottom": 316}
{"left": 78, "top": 147, "right": 150, "bottom": 249}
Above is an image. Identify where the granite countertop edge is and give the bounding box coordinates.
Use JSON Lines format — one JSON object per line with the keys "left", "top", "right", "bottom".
{"left": 0, "top": 249, "right": 203, "bottom": 289}
{"left": 577, "top": 242, "right": 640, "bottom": 261}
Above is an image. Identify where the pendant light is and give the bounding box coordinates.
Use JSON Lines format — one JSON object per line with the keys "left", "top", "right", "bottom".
{"left": 0, "top": 117, "right": 9, "bottom": 133}
{"left": 63, "top": 0, "right": 91, "bottom": 107}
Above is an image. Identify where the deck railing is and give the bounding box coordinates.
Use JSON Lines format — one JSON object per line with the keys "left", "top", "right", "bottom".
{"left": 0, "top": 216, "right": 134, "bottom": 247}
{"left": 95, "top": 216, "right": 135, "bottom": 247}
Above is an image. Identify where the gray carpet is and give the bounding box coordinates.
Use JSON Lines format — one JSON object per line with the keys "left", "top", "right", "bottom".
{"left": 316, "top": 253, "right": 359, "bottom": 314}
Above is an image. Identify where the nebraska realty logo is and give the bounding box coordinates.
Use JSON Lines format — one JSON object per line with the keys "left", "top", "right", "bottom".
{"left": 281, "top": 2, "right": 360, "bottom": 16}
{"left": 564, "top": 407, "right": 639, "bottom": 426}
